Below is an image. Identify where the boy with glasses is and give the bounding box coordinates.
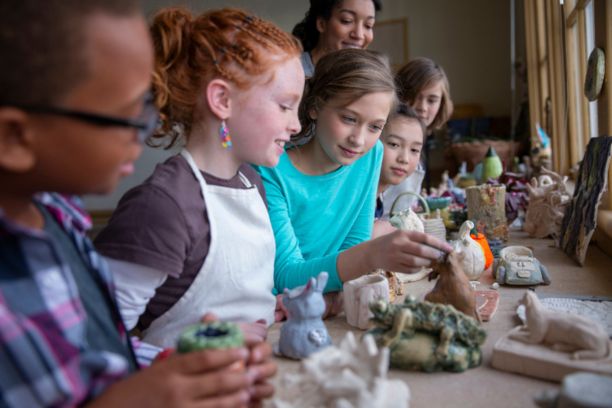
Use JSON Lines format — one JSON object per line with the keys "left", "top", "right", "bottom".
{"left": 0, "top": 0, "right": 274, "bottom": 406}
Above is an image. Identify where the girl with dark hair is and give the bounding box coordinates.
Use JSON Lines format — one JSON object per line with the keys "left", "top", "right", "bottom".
{"left": 380, "top": 57, "right": 455, "bottom": 219}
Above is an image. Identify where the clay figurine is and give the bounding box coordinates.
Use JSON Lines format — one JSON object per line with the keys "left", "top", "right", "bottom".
{"left": 481, "top": 145, "right": 503, "bottom": 181}
{"left": 466, "top": 184, "right": 508, "bottom": 241}
{"left": 344, "top": 274, "right": 390, "bottom": 330}
{"left": 177, "top": 321, "right": 243, "bottom": 353}
{"left": 493, "top": 246, "right": 551, "bottom": 286}
{"left": 389, "top": 207, "right": 424, "bottom": 233}
{"left": 534, "top": 372, "right": 612, "bottom": 408}
{"left": 277, "top": 272, "right": 332, "bottom": 359}
{"left": 271, "top": 332, "right": 411, "bottom": 408}
{"left": 524, "top": 167, "right": 571, "bottom": 239}
{"left": 511, "top": 291, "right": 610, "bottom": 360}
{"left": 367, "top": 296, "right": 486, "bottom": 372}
{"left": 453, "top": 220, "right": 486, "bottom": 280}
{"left": 425, "top": 251, "right": 480, "bottom": 321}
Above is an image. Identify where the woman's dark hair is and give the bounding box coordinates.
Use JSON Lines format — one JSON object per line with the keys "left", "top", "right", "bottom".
{"left": 292, "top": 0, "right": 382, "bottom": 52}
{"left": 390, "top": 103, "right": 426, "bottom": 141}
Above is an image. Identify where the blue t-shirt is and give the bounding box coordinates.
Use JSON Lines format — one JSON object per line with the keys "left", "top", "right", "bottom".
{"left": 256, "top": 141, "right": 383, "bottom": 293}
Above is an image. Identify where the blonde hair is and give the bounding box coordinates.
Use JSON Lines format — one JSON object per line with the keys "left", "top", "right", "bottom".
{"left": 395, "top": 57, "right": 453, "bottom": 132}
{"left": 149, "top": 7, "right": 302, "bottom": 148}
{"left": 295, "top": 48, "right": 397, "bottom": 144}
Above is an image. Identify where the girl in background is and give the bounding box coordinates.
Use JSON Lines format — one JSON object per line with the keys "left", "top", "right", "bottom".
{"left": 292, "top": 0, "right": 382, "bottom": 77}
{"left": 257, "top": 49, "right": 451, "bottom": 299}
{"left": 373, "top": 104, "right": 425, "bottom": 236}
{"left": 95, "top": 8, "right": 304, "bottom": 347}
{"left": 380, "top": 57, "right": 454, "bottom": 219}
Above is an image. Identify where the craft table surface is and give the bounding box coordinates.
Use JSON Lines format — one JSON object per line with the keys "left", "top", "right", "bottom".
{"left": 267, "top": 232, "right": 612, "bottom": 408}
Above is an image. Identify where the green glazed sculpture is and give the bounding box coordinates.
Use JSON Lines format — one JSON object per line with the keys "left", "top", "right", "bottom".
{"left": 481, "top": 146, "right": 503, "bottom": 181}
{"left": 177, "top": 321, "right": 244, "bottom": 353}
{"left": 367, "top": 296, "right": 486, "bottom": 372}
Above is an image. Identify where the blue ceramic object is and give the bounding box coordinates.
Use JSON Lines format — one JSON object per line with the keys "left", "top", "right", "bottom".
{"left": 277, "top": 272, "right": 332, "bottom": 359}
{"left": 426, "top": 196, "right": 452, "bottom": 210}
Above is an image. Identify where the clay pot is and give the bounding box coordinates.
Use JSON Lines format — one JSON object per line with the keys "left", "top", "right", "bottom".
{"left": 343, "top": 274, "right": 389, "bottom": 330}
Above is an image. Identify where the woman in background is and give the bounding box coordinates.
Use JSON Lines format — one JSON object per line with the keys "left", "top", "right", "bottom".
{"left": 292, "top": 0, "right": 382, "bottom": 77}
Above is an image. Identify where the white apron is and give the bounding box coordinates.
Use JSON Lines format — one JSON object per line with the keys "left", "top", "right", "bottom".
{"left": 142, "top": 149, "right": 276, "bottom": 348}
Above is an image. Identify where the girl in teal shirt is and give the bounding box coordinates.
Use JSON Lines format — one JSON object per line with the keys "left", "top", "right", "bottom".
{"left": 257, "top": 49, "right": 452, "bottom": 297}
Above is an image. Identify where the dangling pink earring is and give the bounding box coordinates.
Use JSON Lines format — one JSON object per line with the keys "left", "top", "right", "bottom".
{"left": 219, "top": 120, "right": 232, "bottom": 149}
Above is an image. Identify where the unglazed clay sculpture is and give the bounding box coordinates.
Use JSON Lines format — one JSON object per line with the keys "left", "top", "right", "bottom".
{"left": 524, "top": 168, "right": 571, "bottom": 239}
{"left": 534, "top": 372, "right": 612, "bottom": 408}
{"left": 388, "top": 193, "right": 439, "bottom": 284}
{"left": 389, "top": 207, "right": 424, "bottom": 233}
{"left": 277, "top": 272, "right": 332, "bottom": 359}
{"left": 494, "top": 246, "right": 551, "bottom": 286}
{"left": 510, "top": 291, "right": 610, "bottom": 360}
{"left": 425, "top": 251, "right": 480, "bottom": 320}
{"left": 367, "top": 296, "right": 485, "bottom": 372}
{"left": 371, "top": 269, "right": 405, "bottom": 302}
{"left": 270, "top": 332, "right": 410, "bottom": 408}
{"left": 466, "top": 184, "right": 508, "bottom": 241}
{"left": 453, "top": 220, "right": 486, "bottom": 280}
{"left": 344, "top": 274, "right": 390, "bottom": 330}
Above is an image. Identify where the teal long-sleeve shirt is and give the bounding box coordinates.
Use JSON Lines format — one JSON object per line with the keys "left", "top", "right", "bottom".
{"left": 256, "top": 141, "right": 383, "bottom": 293}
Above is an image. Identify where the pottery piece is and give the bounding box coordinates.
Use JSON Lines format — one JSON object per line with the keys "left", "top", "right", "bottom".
{"left": 277, "top": 272, "right": 332, "bottom": 359}
{"left": 422, "top": 210, "right": 447, "bottom": 242}
{"left": 471, "top": 232, "right": 493, "bottom": 270}
{"left": 425, "top": 251, "right": 479, "bottom": 320}
{"left": 367, "top": 296, "right": 486, "bottom": 372}
{"left": 466, "top": 184, "right": 508, "bottom": 241}
{"left": 344, "top": 274, "right": 390, "bottom": 330}
{"left": 493, "top": 246, "right": 551, "bottom": 286}
{"left": 534, "top": 372, "right": 612, "bottom": 408}
{"left": 558, "top": 136, "right": 612, "bottom": 265}
{"left": 271, "top": 332, "right": 411, "bottom": 408}
{"left": 510, "top": 291, "right": 610, "bottom": 360}
{"left": 474, "top": 290, "right": 500, "bottom": 322}
{"left": 177, "top": 321, "right": 243, "bottom": 353}
{"left": 481, "top": 146, "right": 503, "bottom": 181}
{"left": 371, "top": 269, "right": 404, "bottom": 302}
{"left": 389, "top": 207, "right": 424, "bottom": 233}
{"left": 524, "top": 167, "right": 571, "bottom": 239}
{"left": 453, "top": 220, "right": 486, "bottom": 281}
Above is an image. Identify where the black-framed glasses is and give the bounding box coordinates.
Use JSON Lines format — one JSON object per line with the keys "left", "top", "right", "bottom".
{"left": 4, "top": 91, "right": 159, "bottom": 143}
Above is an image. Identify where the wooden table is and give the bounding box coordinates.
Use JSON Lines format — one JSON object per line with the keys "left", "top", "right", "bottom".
{"left": 267, "top": 232, "right": 612, "bottom": 408}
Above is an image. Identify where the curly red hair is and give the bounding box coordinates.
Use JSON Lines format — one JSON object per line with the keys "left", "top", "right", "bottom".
{"left": 149, "top": 7, "right": 302, "bottom": 147}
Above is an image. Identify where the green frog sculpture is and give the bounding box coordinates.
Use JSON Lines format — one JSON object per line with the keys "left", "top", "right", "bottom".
{"left": 367, "top": 296, "right": 486, "bottom": 372}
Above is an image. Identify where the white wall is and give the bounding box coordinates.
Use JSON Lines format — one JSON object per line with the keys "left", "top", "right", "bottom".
{"left": 84, "top": 0, "right": 511, "bottom": 210}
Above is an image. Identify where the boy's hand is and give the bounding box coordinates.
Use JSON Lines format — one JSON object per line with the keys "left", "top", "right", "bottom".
{"left": 238, "top": 320, "right": 268, "bottom": 344}
{"left": 200, "top": 312, "right": 277, "bottom": 406}
{"left": 245, "top": 341, "right": 277, "bottom": 406}
{"left": 89, "top": 347, "right": 251, "bottom": 408}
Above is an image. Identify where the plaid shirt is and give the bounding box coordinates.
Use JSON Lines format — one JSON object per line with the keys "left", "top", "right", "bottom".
{"left": 0, "top": 193, "right": 137, "bottom": 407}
